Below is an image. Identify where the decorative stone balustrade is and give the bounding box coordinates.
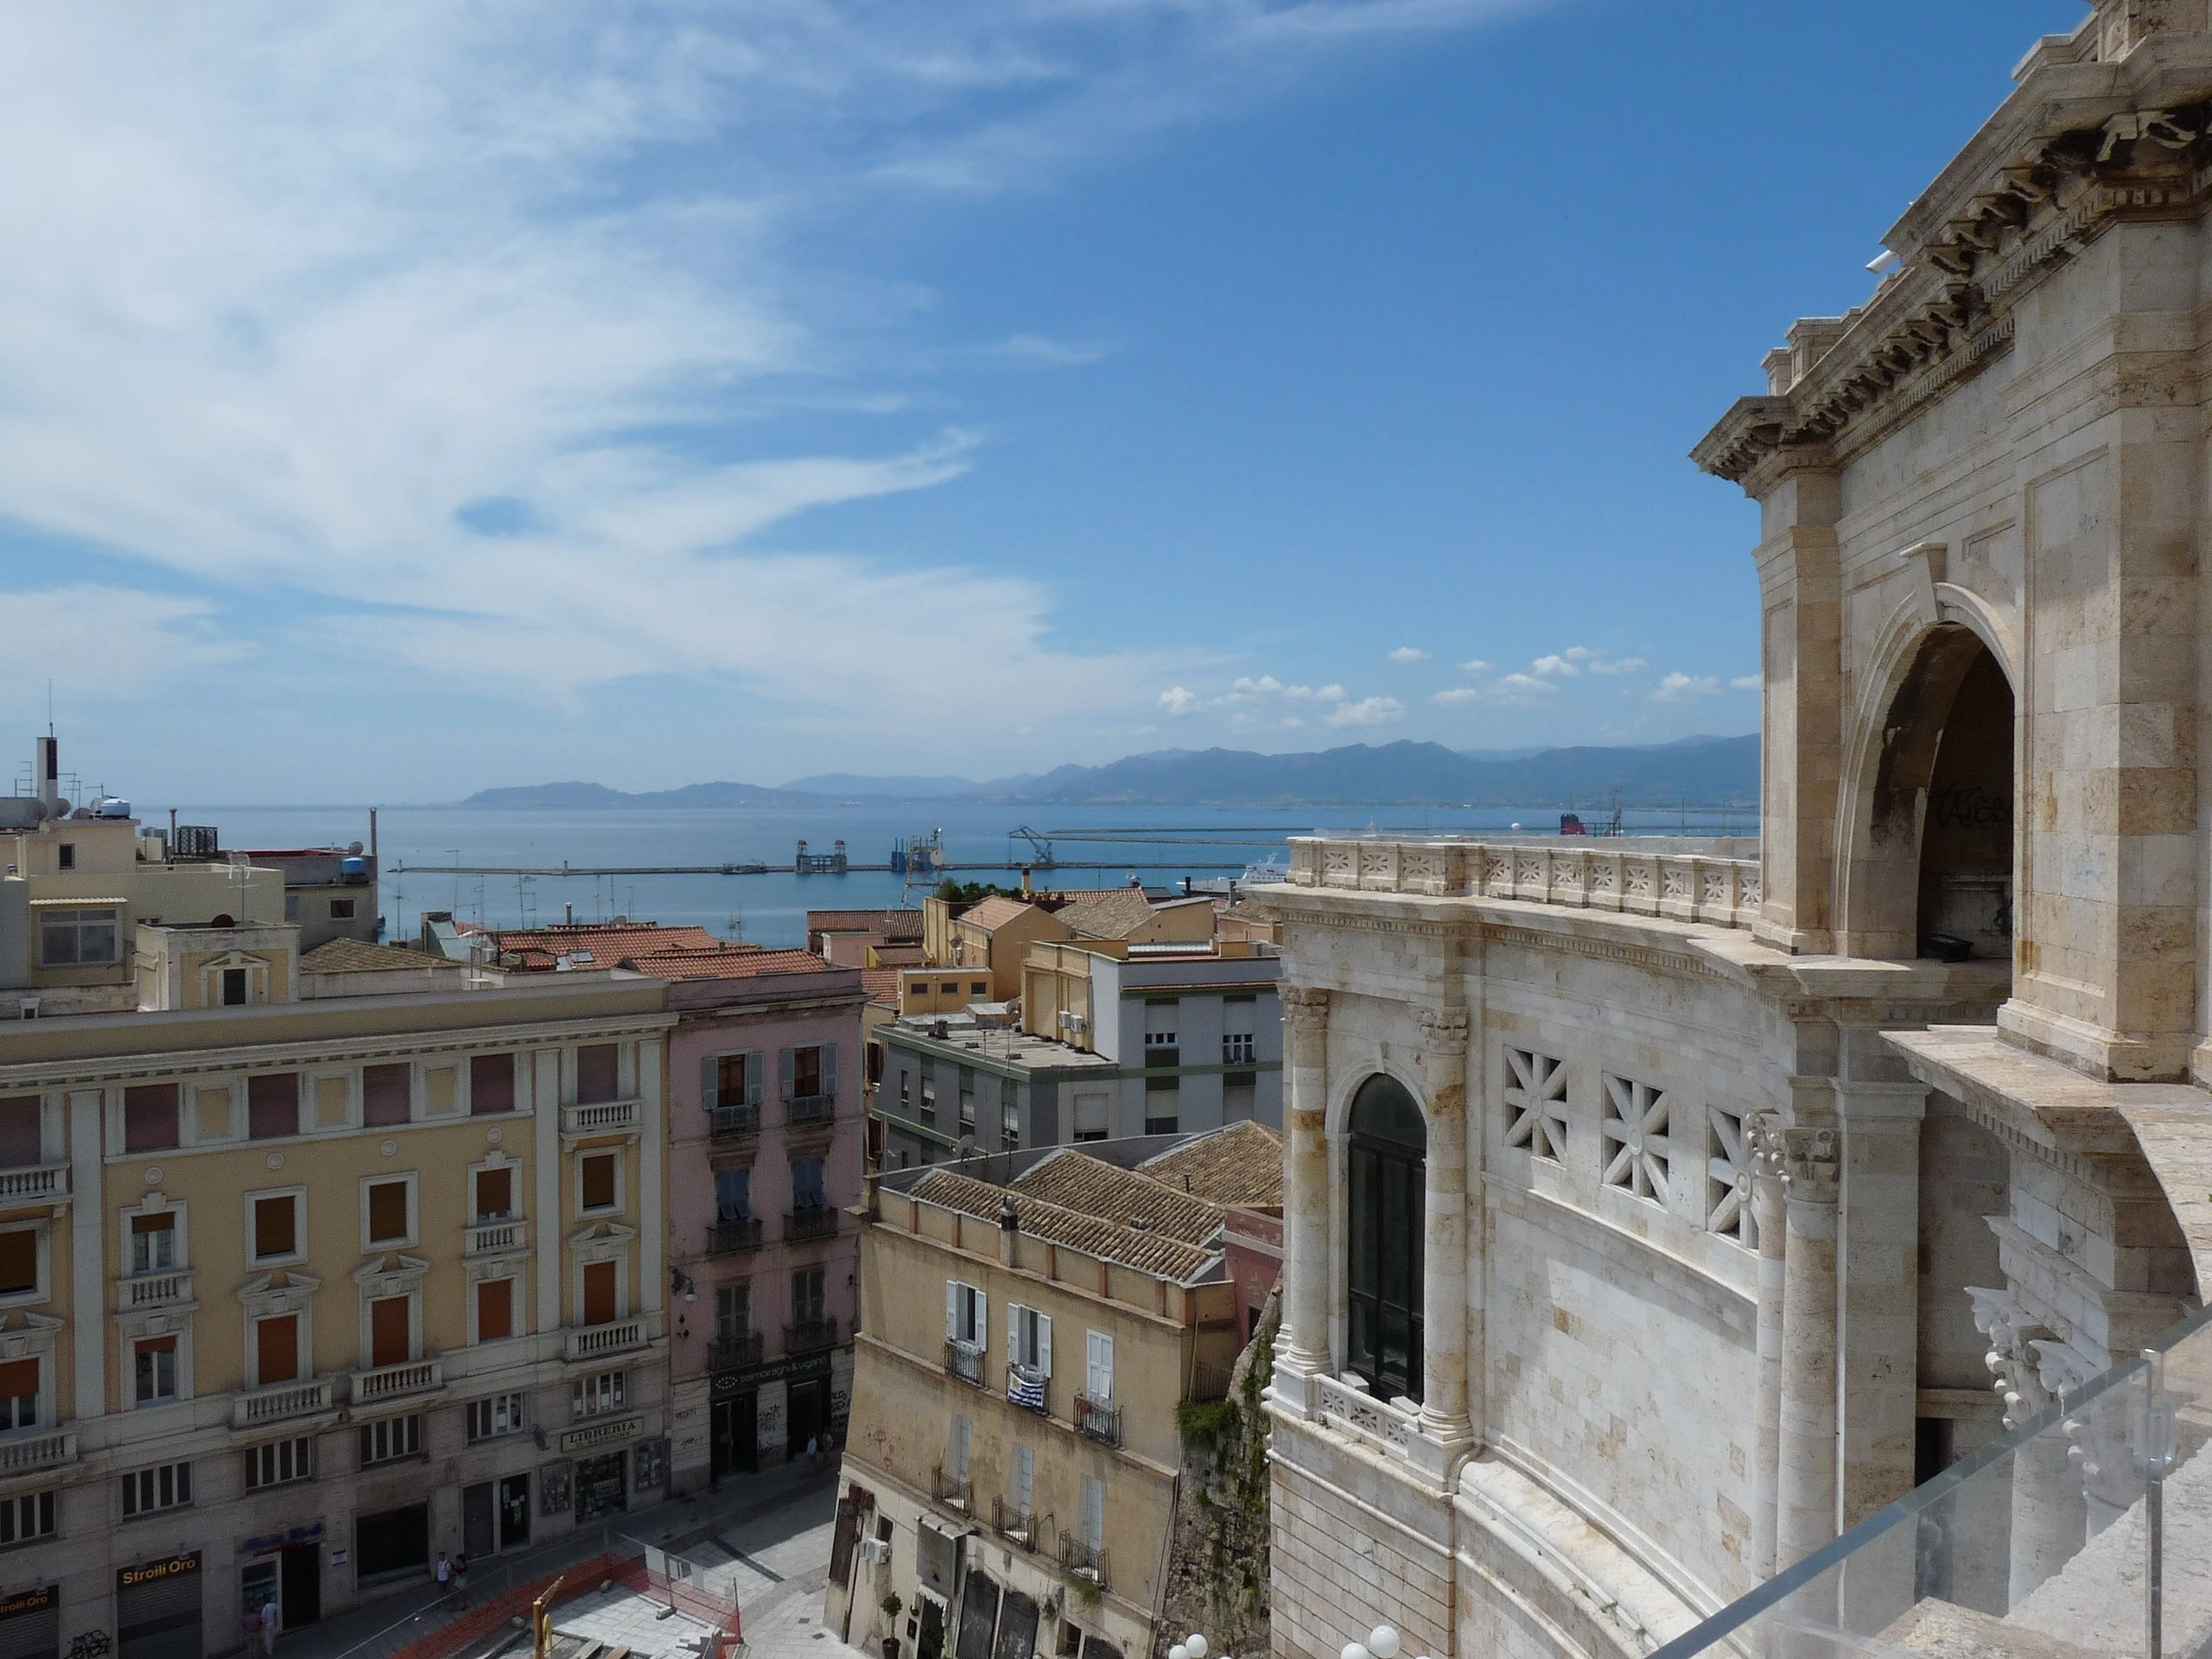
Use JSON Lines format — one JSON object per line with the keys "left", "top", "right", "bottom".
{"left": 0, "top": 1164, "right": 69, "bottom": 1205}
{"left": 0, "top": 1431, "right": 74, "bottom": 1474}
{"left": 116, "top": 1269, "right": 193, "bottom": 1311}
{"left": 563, "top": 1319, "right": 647, "bottom": 1362}
{"left": 350, "top": 1357, "right": 443, "bottom": 1404}
{"left": 231, "top": 1377, "right": 334, "bottom": 1429}
{"left": 1286, "top": 837, "right": 1761, "bottom": 929}
{"left": 464, "top": 1217, "right": 528, "bottom": 1257}
{"left": 1314, "top": 1372, "right": 1416, "bottom": 1457}
{"left": 560, "top": 1098, "right": 641, "bottom": 1140}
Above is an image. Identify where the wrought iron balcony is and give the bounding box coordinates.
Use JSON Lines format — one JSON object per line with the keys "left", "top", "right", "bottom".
{"left": 931, "top": 1465, "right": 971, "bottom": 1512}
{"left": 707, "top": 1217, "right": 765, "bottom": 1255}
{"left": 785, "top": 1093, "right": 836, "bottom": 1126}
{"left": 1058, "top": 1535, "right": 1109, "bottom": 1589}
{"left": 992, "top": 1498, "right": 1049, "bottom": 1551}
{"left": 232, "top": 1377, "right": 335, "bottom": 1430}
{"left": 785, "top": 1317, "right": 840, "bottom": 1354}
{"left": 944, "top": 1338, "right": 985, "bottom": 1387}
{"left": 709, "top": 1332, "right": 763, "bottom": 1372}
{"left": 709, "top": 1103, "right": 761, "bottom": 1138}
{"left": 785, "top": 1206, "right": 838, "bottom": 1243}
{"left": 1074, "top": 1392, "right": 1121, "bottom": 1446}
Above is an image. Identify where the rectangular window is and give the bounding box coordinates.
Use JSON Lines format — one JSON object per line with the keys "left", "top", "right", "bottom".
{"left": 791, "top": 1046, "right": 823, "bottom": 1098}
{"left": 1144, "top": 1075, "right": 1179, "bottom": 1136}
{"left": 247, "top": 1073, "right": 299, "bottom": 1141}
{"left": 358, "top": 1414, "right": 421, "bottom": 1465}
{"left": 362, "top": 1064, "right": 412, "bottom": 1127}
{"left": 580, "top": 1153, "right": 619, "bottom": 1212}
{"left": 971, "top": 982, "right": 988, "bottom": 997}
{"left": 37, "top": 906, "right": 118, "bottom": 967}
{"left": 0, "top": 1361, "right": 34, "bottom": 1431}
{"left": 0, "top": 1231, "right": 35, "bottom": 1299}
{"left": 120, "top": 1462, "right": 191, "bottom": 1517}
{"left": 55, "top": 845, "right": 74, "bottom": 872}
{"left": 716, "top": 1282, "right": 749, "bottom": 1343}
{"left": 330, "top": 898, "right": 355, "bottom": 919}
{"left": 0, "top": 1098, "right": 40, "bottom": 1169}
{"left": 131, "top": 1339, "right": 174, "bottom": 1406}
{"left": 123, "top": 1084, "right": 179, "bottom": 1153}
{"left": 1143, "top": 1000, "right": 1179, "bottom": 1067}
{"left": 792, "top": 1265, "right": 826, "bottom": 1324}
{"left": 474, "top": 1166, "right": 513, "bottom": 1221}
{"left": 1084, "top": 1330, "right": 1114, "bottom": 1402}
{"left": 714, "top": 1052, "right": 753, "bottom": 1105}
{"left": 366, "top": 1179, "right": 410, "bottom": 1244}
{"left": 252, "top": 1194, "right": 299, "bottom": 1261}
{"left": 130, "top": 1212, "right": 177, "bottom": 1275}
{"left": 469, "top": 1052, "right": 516, "bottom": 1116}
{"left": 1073, "top": 1093, "right": 1108, "bottom": 1142}
{"left": 957, "top": 1067, "right": 976, "bottom": 1132}
{"left": 221, "top": 968, "right": 248, "bottom": 1007}
{"left": 946, "top": 1281, "right": 986, "bottom": 1347}
{"left": 715, "top": 1167, "right": 750, "bottom": 1223}
{"left": 245, "top": 1436, "right": 313, "bottom": 1489}
{"left": 919, "top": 1077, "right": 937, "bottom": 1127}
{"left": 573, "top": 1371, "right": 626, "bottom": 1420}
{"left": 255, "top": 1315, "right": 300, "bottom": 1386}
{"left": 1011, "top": 1305, "right": 1052, "bottom": 1375}
{"left": 1223, "top": 996, "right": 1257, "bottom": 1065}
{"left": 467, "top": 1393, "right": 526, "bottom": 1440}
{"left": 899, "top": 1071, "right": 911, "bottom": 1110}
{"left": 791, "top": 1156, "right": 827, "bottom": 1211}
{"left": 582, "top": 1260, "right": 618, "bottom": 1326}
{"left": 476, "top": 1279, "right": 514, "bottom": 1343}
{"left": 369, "top": 1296, "right": 411, "bottom": 1368}
{"left": 575, "top": 1044, "right": 620, "bottom": 1105}
{"left": 0, "top": 1491, "right": 53, "bottom": 1545}
{"left": 1013, "top": 1444, "right": 1034, "bottom": 1518}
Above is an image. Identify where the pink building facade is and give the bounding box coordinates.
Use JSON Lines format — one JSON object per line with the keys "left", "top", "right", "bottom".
{"left": 659, "top": 954, "right": 867, "bottom": 1489}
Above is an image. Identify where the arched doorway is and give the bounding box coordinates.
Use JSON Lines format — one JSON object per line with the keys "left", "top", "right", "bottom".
{"left": 1345, "top": 1074, "right": 1425, "bottom": 1402}
{"left": 1844, "top": 624, "right": 2017, "bottom": 969}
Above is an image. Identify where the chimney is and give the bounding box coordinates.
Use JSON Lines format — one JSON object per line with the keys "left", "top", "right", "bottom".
{"left": 34, "top": 735, "right": 59, "bottom": 814}
{"left": 1020, "top": 867, "right": 1033, "bottom": 899}
{"left": 998, "top": 1195, "right": 1020, "bottom": 1266}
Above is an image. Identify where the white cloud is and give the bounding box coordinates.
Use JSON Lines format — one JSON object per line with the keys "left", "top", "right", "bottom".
{"left": 1588, "top": 656, "right": 1648, "bottom": 676}
{"left": 1563, "top": 645, "right": 1599, "bottom": 663}
{"left": 1159, "top": 685, "right": 1201, "bottom": 717}
{"left": 1326, "top": 696, "right": 1404, "bottom": 728}
{"left": 1431, "top": 686, "right": 1482, "bottom": 706}
{"left": 1650, "top": 672, "right": 1722, "bottom": 702}
{"left": 1489, "top": 672, "right": 1557, "bottom": 702}
{"left": 0, "top": 587, "right": 248, "bottom": 707}
{"left": 1530, "top": 654, "right": 1580, "bottom": 677}
{"left": 1731, "top": 675, "right": 1762, "bottom": 690}
{"left": 1457, "top": 658, "right": 1492, "bottom": 673}
{"left": 1386, "top": 645, "right": 1429, "bottom": 663}
{"left": 1313, "top": 683, "right": 1345, "bottom": 702}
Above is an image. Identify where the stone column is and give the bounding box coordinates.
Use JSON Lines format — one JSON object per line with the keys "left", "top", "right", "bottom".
{"left": 1835, "top": 1080, "right": 1927, "bottom": 1527}
{"left": 1746, "top": 1115, "right": 1789, "bottom": 1580}
{"left": 1412, "top": 1004, "right": 1472, "bottom": 1467}
{"left": 1777, "top": 1125, "right": 1842, "bottom": 1569}
{"left": 1278, "top": 986, "right": 1333, "bottom": 1397}
{"left": 1967, "top": 1289, "right": 2083, "bottom": 1603}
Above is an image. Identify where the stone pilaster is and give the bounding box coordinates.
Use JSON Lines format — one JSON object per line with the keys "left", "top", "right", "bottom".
{"left": 1746, "top": 1114, "right": 1789, "bottom": 1580}
{"left": 1410, "top": 1004, "right": 1472, "bottom": 1471}
{"left": 1969, "top": 1287, "right": 2083, "bottom": 1602}
{"left": 1835, "top": 1080, "right": 1928, "bottom": 1527}
{"left": 1776, "top": 1124, "right": 1841, "bottom": 1569}
{"left": 1278, "top": 986, "right": 1332, "bottom": 1399}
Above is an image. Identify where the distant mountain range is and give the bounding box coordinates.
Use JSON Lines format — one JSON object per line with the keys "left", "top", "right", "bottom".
{"left": 460, "top": 734, "right": 1758, "bottom": 810}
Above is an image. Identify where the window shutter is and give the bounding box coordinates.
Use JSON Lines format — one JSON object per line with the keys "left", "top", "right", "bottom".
{"left": 779, "top": 1048, "right": 796, "bottom": 1098}
{"left": 747, "top": 1053, "right": 766, "bottom": 1107}
{"left": 1036, "top": 1313, "right": 1052, "bottom": 1378}
{"left": 946, "top": 1281, "right": 959, "bottom": 1341}
{"left": 1086, "top": 1330, "right": 1112, "bottom": 1400}
{"left": 1007, "top": 1303, "right": 1025, "bottom": 1362}
{"left": 823, "top": 1044, "right": 838, "bottom": 1102}
{"left": 700, "top": 1054, "right": 719, "bottom": 1111}
{"left": 1014, "top": 1445, "right": 1034, "bottom": 1516}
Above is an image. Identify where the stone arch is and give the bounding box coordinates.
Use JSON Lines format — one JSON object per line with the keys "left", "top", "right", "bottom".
{"left": 1834, "top": 613, "right": 2018, "bottom": 966}
{"left": 1343, "top": 1073, "right": 1426, "bottom": 1401}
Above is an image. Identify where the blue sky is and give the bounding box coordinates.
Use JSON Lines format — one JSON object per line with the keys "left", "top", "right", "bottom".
{"left": 1, "top": 0, "right": 2080, "bottom": 800}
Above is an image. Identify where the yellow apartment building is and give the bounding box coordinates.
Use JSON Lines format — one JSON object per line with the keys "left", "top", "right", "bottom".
{"left": 826, "top": 1128, "right": 1269, "bottom": 1659}
{"left": 0, "top": 950, "right": 674, "bottom": 1656}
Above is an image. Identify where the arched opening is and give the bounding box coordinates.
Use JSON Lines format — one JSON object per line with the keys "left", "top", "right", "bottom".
{"left": 1847, "top": 624, "right": 2016, "bottom": 969}
{"left": 1345, "top": 1074, "right": 1425, "bottom": 1402}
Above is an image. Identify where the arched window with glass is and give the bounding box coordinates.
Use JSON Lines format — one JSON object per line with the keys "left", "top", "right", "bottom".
{"left": 1345, "top": 1073, "right": 1425, "bottom": 1401}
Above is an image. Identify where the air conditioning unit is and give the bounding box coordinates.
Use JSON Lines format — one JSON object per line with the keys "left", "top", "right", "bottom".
{"left": 1056, "top": 1011, "right": 1071, "bottom": 1030}
{"left": 859, "top": 1537, "right": 892, "bottom": 1566}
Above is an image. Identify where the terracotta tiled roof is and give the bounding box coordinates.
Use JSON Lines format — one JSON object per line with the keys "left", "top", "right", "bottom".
{"left": 957, "top": 896, "right": 1034, "bottom": 932}
{"left": 478, "top": 922, "right": 727, "bottom": 972}
{"left": 300, "top": 938, "right": 465, "bottom": 975}
{"left": 860, "top": 968, "right": 903, "bottom": 1006}
{"left": 868, "top": 944, "right": 925, "bottom": 967}
{"left": 620, "top": 946, "right": 828, "bottom": 982}
{"left": 907, "top": 1167, "right": 1217, "bottom": 1281}
{"left": 1058, "top": 887, "right": 1157, "bottom": 941}
{"left": 809, "top": 909, "right": 923, "bottom": 941}
{"left": 1009, "top": 1148, "right": 1225, "bottom": 1243}
{"left": 1138, "top": 1121, "right": 1283, "bottom": 1207}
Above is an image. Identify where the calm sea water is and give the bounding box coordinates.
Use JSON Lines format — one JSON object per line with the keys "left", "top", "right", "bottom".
{"left": 171, "top": 800, "right": 1755, "bottom": 949}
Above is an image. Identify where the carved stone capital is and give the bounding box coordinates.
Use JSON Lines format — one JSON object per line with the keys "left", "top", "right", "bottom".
{"left": 1281, "top": 985, "right": 1332, "bottom": 1065}
{"left": 1415, "top": 1003, "right": 1469, "bottom": 1058}
{"left": 1774, "top": 1125, "right": 1840, "bottom": 1201}
{"left": 1744, "top": 1112, "right": 1789, "bottom": 1185}
{"left": 1967, "top": 1285, "right": 2055, "bottom": 1429}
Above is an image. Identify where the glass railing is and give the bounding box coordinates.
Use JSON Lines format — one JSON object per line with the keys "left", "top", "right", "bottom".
{"left": 1653, "top": 1300, "right": 2212, "bottom": 1659}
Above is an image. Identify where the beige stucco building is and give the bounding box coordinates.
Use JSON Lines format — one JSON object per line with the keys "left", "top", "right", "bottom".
{"left": 1255, "top": 6, "right": 2212, "bottom": 1658}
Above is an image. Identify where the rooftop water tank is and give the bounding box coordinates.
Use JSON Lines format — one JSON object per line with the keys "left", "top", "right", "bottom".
{"left": 95, "top": 798, "right": 130, "bottom": 819}
{"left": 340, "top": 855, "right": 368, "bottom": 882}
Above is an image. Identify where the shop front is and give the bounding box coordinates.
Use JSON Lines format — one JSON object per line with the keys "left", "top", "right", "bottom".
{"left": 562, "top": 1415, "right": 645, "bottom": 1523}
{"left": 118, "top": 1553, "right": 201, "bottom": 1659}
{"left": 709, "top": 1351, "right": 833, "bottom": 1477}
{"left": 239, "top": 1523, "right": 324, "bottom": 1635}
{"left": 0, "top": 1586, "right": 58, "bottom": 1659}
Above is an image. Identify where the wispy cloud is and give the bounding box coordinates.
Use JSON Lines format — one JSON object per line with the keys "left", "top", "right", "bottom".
{"left": 1327, "top": 696, "right": 1405, "bottom": 728}
{"left": 1650, "top": 672, "right": 1721, "bottom": 702}
{"left": 1588, "top": 656, "right": 1647, "bottom": 677}
{"left": 1160, "top": 685, "right": 1202, "bottom": 716}
{"left": 1730, "top": 674, "right": 1761, "bottom": 691}
{"left": 1387, "top": 645, "right": 1429, "bottom": 663}
{"left": 1531, "top": 653, "right": 1580, "bottom": 677}
{"left": 1457, "top": 658, "right": 1492, "bottom": 673}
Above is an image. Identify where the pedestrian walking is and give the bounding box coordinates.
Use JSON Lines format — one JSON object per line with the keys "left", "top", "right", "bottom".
{"left": 454, "top": 1554, "right": 470, "bottom": 1611}
{"left": 435, "top": 1552, "right": 453, "bottom": 1599}
{"left": 259, "top": 1605, "right": 278, "bottom": 1659}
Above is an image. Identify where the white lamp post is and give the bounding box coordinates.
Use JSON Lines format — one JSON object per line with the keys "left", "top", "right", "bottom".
{"left": 1183, "top": 1624, "right": 1422, "bottom": 1659}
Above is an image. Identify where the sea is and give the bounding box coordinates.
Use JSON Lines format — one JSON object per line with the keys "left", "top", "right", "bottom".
{"left": 173, "top": 800, "right": 1758, "bottom": 950}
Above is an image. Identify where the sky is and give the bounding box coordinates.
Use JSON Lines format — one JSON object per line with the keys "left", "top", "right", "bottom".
{"left": 1, "top": 0, "right": 2082, "bottom": 802}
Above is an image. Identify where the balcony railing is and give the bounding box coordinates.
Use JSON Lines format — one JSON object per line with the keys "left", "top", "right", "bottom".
{"left": 116, "top": 1269, "right": 193, "bottom": 1311}
{"left": 350, "top": 1357, "right": 443, "bottom": 1405}
{"left": 1007, "top": 1364, "right": 1049, "bottom": 1417}
{"left": 0, "top": 1432, "right": 73, "bottom": 1475}
{"left": 785, "top": 1206, "right": 838, "bottom": 1243}
{"left": 563, "top": 1319, "right": 647, "bottom": 1362}
{"left": 707, "top": 1217, "right": 765, "bottom": 1255}
{"left": 0, "top": 1163, "right": 68, "bottom": 1205}
{"left": 785, "top": 1093, "right": 835, "bottom": 1126}
{"left": 931, "top": 1466, "right": 971, "bottom": 1512}
{"left": 1191, "top": 1362, "right": 1233, "bottom": 1402}
{"left": 709, "top": 1332, "right": 764, "bottom": 1372}
{"left": 1287, "top": 834, "right": 1761, "bottom": 928}
{"left": 464, "top": 1217, "right": 528, "bottom": 1257}
{"left": 709, "top": 1103, "right": 760, "bottom": 1138}
{"left": 786, "top": 1317, "right": 840, "bottom": 1354}
{"left": 232, "top": 1377, "right": 334, "bottom": 1430}
{"left": 1074, "top": 1392, "right": 1121, "bottom": 1446}
{"left": 1143, "top": 1044, "right": 1178, "bottom": 1070}
{"left": 944, "top": 1338, "right": 985, "bottom": 1387}
{"left": 561, "top": 1098, "right": 641, "bottom": 1138}
{"left": 1058, "top": 1535, "right": 1109, "bottom": 1589}
{"left": 992, "top": 1498, "right": 1050, "bottom": 1551}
